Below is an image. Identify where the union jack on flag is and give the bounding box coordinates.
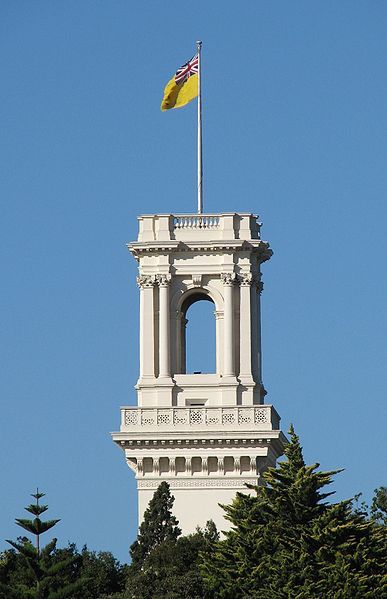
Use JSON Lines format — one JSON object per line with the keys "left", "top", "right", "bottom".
{"left": 174, "top": 54, "right": 199, "bottom": 85}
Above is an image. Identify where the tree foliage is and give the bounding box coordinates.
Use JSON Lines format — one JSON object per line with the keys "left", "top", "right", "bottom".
{"left": 122, "top": 522, "right": 218, "bottom": 599}
{"left": 0, "top": 490, "right": 125, "bottom": 599}
{"left": 201, "top": 427, "right": 387, "bottom": 598}
{"left": 129, "top": 481, "right": 181, "bottom": 568}
{"left": 0, "top": 489, "right": 87, "bottom": 599}
{"left": 119, "top": 482, "right": 218, "bottom": 598}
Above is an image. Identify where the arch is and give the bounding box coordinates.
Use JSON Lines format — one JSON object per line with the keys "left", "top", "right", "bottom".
{"left": 171, "top": 284, "right": 224, "bottom": 315}
{"left": 172, "top": 285, "right": 223, "bottom": 375}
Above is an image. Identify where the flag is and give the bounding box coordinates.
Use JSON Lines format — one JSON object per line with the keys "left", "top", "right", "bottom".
{"left": 161, "top": 54, "right": 199, "bottom": 111}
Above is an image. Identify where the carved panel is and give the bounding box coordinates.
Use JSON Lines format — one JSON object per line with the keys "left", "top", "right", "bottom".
{"left": 254, "top": 408, "right": 269, "bottom": 424}
{"left": 222, "top": 409, "right": 236, "bottom": 425}
{"left": 125, "top": 411, "right": 138, "bottom": 426}
{"left": 190, "top": 409, "right": 204, "bottom": 425}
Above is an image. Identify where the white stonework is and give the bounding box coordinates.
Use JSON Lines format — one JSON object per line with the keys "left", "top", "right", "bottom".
{"left": 112, "top": 213, "right": 286, "bottom": 533}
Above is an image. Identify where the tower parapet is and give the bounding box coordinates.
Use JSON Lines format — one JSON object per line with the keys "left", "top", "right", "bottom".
{"left": 112, "top": 213, "right": 285, "bottom": 532}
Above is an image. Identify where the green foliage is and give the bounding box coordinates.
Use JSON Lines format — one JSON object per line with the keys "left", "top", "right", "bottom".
{"left": 123, "top": 522, "right": 218, "bottom": 599}
{"left": 201, "top": 427, "right": 387, "bottom": 598}
{"left": 74, "top": 546, "right": 127, "bottom": 599}
{"left": 0, "top": 490, "right": 87, "bottom": 599}
{"left": 371, "top": 486, "right": 387, "bottom": 525}
{"left": 0, "top": 543, "right": 126, "bottom": 599}
{"left": 129, "top": 481, "right": 181, "bottom": 568}
{"left": 120, "top": 482, "right": 218, "bottom": 598}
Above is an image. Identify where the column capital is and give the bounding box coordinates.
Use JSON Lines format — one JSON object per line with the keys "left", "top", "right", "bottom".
{"left": 221, "top": 272, "right": 236, "bottom": 286}
{"left": 157, "top": 274, "right": 172, "bottom": 287}
{"left": 239, "top": 272, "right": 253, "bottom": 286}
{"left": 137, "top": 275, "right": 156, "bottom": 288}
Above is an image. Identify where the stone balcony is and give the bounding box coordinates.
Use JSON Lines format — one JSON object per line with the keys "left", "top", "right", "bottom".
{"left": 118, "top": 405, "right": 280, "bottom": 435}
{"left": 136, "top": 213, "right": 262, "bottom": 242}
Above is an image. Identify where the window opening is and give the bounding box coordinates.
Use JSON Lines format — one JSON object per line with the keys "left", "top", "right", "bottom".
{"left": 184, "top": 294, "right": 216, "bottom": 374}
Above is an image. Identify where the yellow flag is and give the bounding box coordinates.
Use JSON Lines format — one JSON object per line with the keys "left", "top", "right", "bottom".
{"left": 161, "top": 54, "right": 199, "bottom": 111}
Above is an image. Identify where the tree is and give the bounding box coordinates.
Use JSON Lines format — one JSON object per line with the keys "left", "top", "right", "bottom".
{"left": 371, "top": 486, "right": 387, "bottom": 525}
{"left": 123, "top": 522, "right": 219, "bottom": 599}
{"left": 74, "top": 546, "right": 127, "bottom": 598}
{"left": 0, "top": 489, "right": 87, "bottom": 599}
{"left": 201, "top": 427, "right": 387, "bottom": 599}
{"left": 129, "top": 481, "right": 181, "bottom": 568}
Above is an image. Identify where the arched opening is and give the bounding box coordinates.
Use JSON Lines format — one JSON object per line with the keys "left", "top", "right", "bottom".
{"left": 182, "top": 292, "right": 216, "bottom": 374}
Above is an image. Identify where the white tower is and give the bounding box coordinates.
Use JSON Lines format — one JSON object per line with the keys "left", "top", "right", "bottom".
{"left": 112, "top": 212, "right": 285, "bottom": 533}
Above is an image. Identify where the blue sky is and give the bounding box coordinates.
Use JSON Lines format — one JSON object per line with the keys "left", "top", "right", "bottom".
{"left": 1, "top": 1, "right": 386, "bottom": 563}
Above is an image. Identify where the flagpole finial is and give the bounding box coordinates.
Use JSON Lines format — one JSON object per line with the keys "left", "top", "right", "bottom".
{"left": 196, "top": 40, "right": 202, "bottom": 48}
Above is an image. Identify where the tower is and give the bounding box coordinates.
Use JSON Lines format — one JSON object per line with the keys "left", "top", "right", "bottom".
{"left": 112, "top": 212, "right": 285, "bottom": 532}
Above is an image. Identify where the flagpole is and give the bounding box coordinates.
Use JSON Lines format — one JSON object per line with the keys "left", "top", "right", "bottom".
{"left": 197, "top": 40, "right": 203, "bottom": 214}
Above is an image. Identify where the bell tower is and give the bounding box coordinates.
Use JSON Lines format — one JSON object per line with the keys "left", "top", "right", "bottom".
{"left": 112, "top": 212, "right": 285, "bottom": 532}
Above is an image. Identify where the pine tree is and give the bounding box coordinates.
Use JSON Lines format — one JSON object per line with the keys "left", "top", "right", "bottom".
{"left": 371, "top": 486, "right": 387, "bottom": 525}
{"left": 129, "top": 481, "right": 181, "bottom": 568}
{"left": 1, "top": 489, "right": 88, "bottom": 599}
{"left": 201, "top": 427, "right": 387, "bottom": 598}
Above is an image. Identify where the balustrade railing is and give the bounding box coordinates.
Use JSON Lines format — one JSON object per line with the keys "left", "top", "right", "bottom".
{"left": 173, "top": 214, "right": 220, "bottom": 230}
{"left": 121, "top": 405, "right": 279, "bottom": 430}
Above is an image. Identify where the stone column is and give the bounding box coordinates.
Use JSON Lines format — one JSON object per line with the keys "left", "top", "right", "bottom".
{"left": 239, "top": 273, "right": 253, "bottom": 381}
{"left": 251, "top": 275, "right": 263, "bottom": 383}
{"left": 214, "top": 310, "right": 223, "bottom": 374}
{"left": 158, "top": 275, "right": 171, "bottom": 378}
{"left": 222, "top": 274, "right": 235, "bottom": 376}
{"left": 137, "top": 275, "right": 156, "bottom": 379}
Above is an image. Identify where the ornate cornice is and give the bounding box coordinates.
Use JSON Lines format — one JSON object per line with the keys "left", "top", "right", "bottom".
{"left": 129, "top": 240, "right": 273, "bottom": 263}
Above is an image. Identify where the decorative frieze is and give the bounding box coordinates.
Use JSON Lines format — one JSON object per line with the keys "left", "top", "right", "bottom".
{"left": 137, "top": 478, "right": 257, "bottom": 489}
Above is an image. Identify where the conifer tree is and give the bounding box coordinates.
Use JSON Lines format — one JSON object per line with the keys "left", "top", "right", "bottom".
{"left": 1, "top": 489, "right": 88, "bottom": 599}
{"left": 201, "top": 427, "right": 387, "bottom": 598}
{"left": 129, "top": 481, "right": 181, "bottom": 568}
